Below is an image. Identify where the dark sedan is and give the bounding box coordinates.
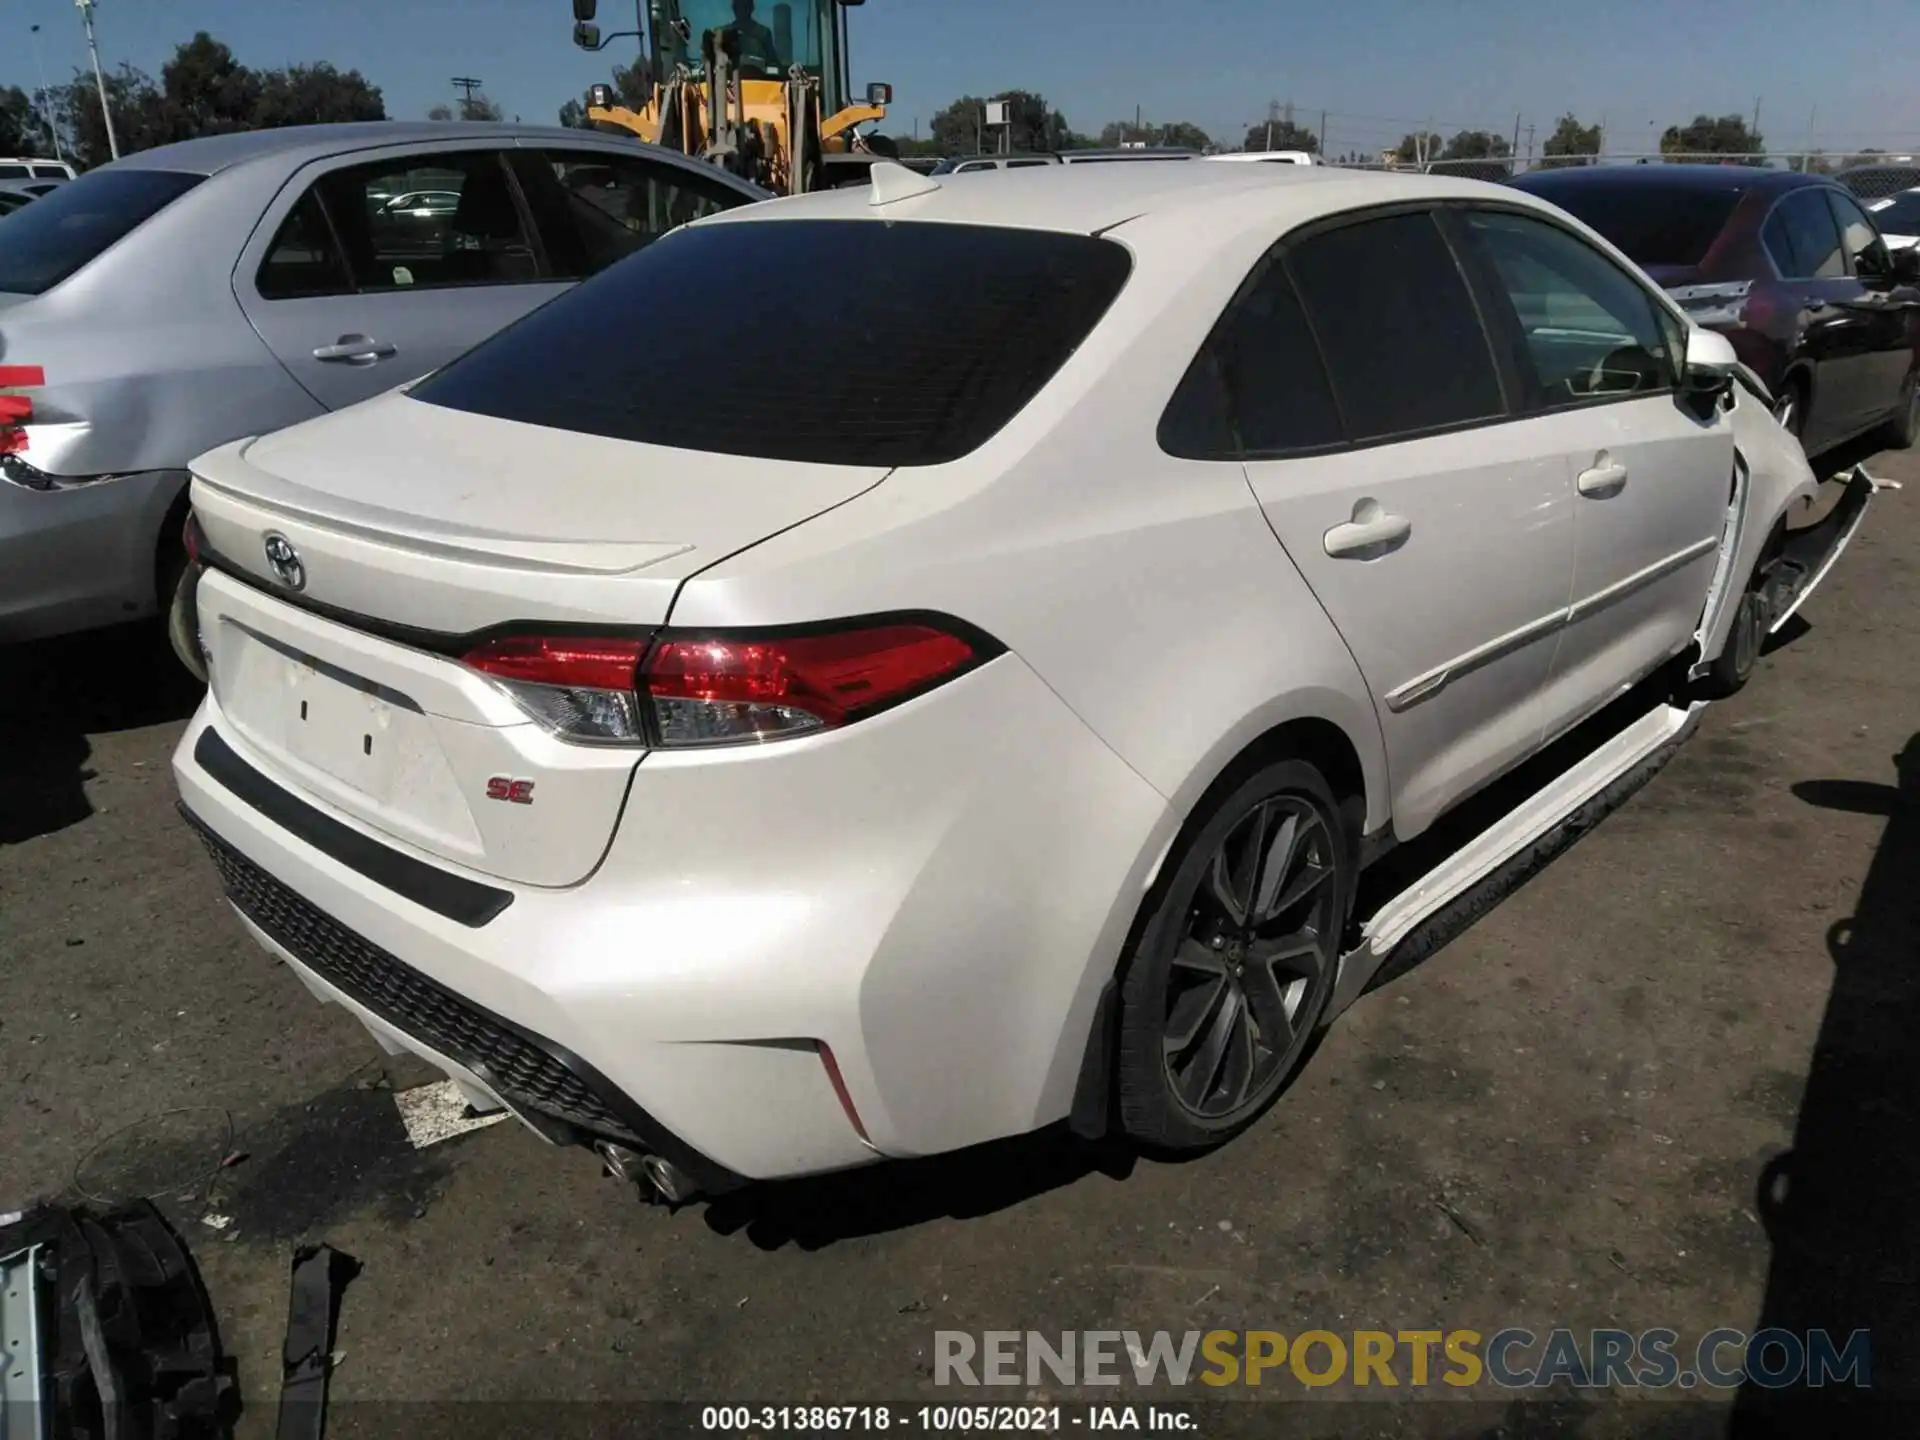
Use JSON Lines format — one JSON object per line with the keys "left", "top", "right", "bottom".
{"left": 1513, "top": 166, "right": 1920, "bottom": 458}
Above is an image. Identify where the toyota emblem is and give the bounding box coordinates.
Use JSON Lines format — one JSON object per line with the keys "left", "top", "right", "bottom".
{"left": 262, "top": 532, "right": 306, "bottom": 591}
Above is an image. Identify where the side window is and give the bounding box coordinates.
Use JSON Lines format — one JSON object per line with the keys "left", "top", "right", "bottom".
{"left": 1286, "top": 210, "right": 1504, "bottom": 441}
{"left": 1828, "top": 191, "right": 1893, "bottom": 279}
{"left": 1461, "top": 209, "right": 1673, "bottom": 405}
{"left": 310, "top": 150, "right": 542, "bottom": 292}
{"left": 256, "top": 190, "right": 354, "bottom": 299}
{"left": 1769, "top": 191, "right": 1846, "bottom": 279}
{"left": 1158, "top": 258, "right": 1344, "bottom": 459}
{"left": 30, "top": 165, "right": 67, "bottom": 180}
{"left": 513, "top": 151, "right": 745, "bottom": 279}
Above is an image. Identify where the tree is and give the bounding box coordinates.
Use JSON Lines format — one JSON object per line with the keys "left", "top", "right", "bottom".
{"left": 253, "top": 63, "right": 385, "bottom": 128}
{"left": 1538, "top": 112, "right": 1601, "bottom": 169}
{"left": 928, "top": 91, "right": 1071, "bottom": 155}
{"left": 53, "top": 63, "right": 170, "bottom": 168}
{"left": 458, "top": 92, "right": 505, "bottom": 122}
{"left": 427, "top": 103, "right": 455, "bottom": 122}
{"left": 1242, "top": 119, "right": 1318, "bottom": 154}
{"left": 1394, "top": 131, "right": 1443, "bottom": 165}
{"left": 1440, "top": 130, "right": 1512, "bottom": 161}
{"left": 160, "top": 32, "right": 261, "bottom": 139}
{"left": 1660, "top": 113, "right": 1765, "bottom": 164}
{"left": 0, "top": 86, "right": 57, "bottom": 157}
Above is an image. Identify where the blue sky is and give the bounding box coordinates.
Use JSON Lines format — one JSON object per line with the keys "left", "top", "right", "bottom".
{"left": 5, "top": 0, "right": 1917, "bottom": 158}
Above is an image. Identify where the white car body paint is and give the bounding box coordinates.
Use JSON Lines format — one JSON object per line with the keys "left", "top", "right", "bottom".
{"left": 173, "top": 162, "right": 1854, "bottom": 1185}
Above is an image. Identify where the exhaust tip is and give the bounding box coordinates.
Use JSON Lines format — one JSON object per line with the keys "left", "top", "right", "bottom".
{"left": 596, "top": 1141, "right": 701, "bottom": 1205}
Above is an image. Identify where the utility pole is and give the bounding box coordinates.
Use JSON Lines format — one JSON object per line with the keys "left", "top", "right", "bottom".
{"left": 1751, "top": 96, "right": 1762, "bottom": 151}
{"left": 452, "top": 76, "right": 485, "bottom": 116}
{"left": 1526, "top": 123, "right": 1536, "bottom": 166}
{"left": 1804, "top": 104, "right": 1817, "bottom": 171}
{"left": 75, "top": 0, "right": 118, "bottom": 161}
{"left": 1317, "top": 108, "right": 1326, "bottom": 156}
{"left": 1511, "top": 112, "right": 1521, "bottom": 168}
{"left": 28, "top": 25, "right": 63, "bottom": 162}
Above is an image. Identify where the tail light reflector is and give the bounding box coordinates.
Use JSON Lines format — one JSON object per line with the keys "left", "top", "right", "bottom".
{"left": 460, "top": 617, "right": 991, "bottom": 748}
{"left": 0, "top": 365, "right": 43, "bottom": 456}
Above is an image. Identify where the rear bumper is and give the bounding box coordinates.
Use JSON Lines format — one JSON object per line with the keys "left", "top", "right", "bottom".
{"left": 172, "top": 653, "right": 1173, "bottom": 1183}
{"left": 0, "top": 468, "right": 186, "bottom": 643}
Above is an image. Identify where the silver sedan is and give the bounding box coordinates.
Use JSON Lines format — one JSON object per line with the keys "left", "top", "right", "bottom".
{"left": 0, "top": 122, "right": 765, "bottom": 649}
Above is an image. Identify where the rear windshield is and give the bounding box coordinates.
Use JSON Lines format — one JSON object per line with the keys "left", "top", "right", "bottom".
{"left": 0, "top": 169, "right": 204, "bottom": 295}
{"left": 1524, "top": 181, "right": 1744, "bottom": 268}
{"left": 412, "top": 218, "right": 1133, "bottom": 466}
{"left": 0, "top": 164, "right": 28, "bottom": 180}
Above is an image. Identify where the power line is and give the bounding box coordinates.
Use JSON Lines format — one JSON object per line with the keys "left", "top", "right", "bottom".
{"left": 451, "top": 76, "right": 485, "bottom": 107}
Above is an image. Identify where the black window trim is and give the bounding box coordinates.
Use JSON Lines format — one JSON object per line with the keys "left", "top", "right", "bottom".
{"left": 248, "top": 145, "right": 556, "bottom": 302}
{"left": 509, "top": 145, "right": 750, "bottom": 280}
{"left": 1442, "top": 200, "right": 1685, "bottom": 419}
{"left": 1823, "top": 186, "right": 1893, "bottom": 281}
{"left": 1157, "top": 199, "right": 1526, "bottom": 464}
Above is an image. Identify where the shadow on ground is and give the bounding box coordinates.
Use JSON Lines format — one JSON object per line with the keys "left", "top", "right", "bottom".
{"left": 1729, "top": 734, "right": 1920, "bottom": 1436}
{"left": 702, "top": 1124, "right": 1135, "bottom": 1251}
{"left": 0, "top": 620, "right": 202, "bottom": 845}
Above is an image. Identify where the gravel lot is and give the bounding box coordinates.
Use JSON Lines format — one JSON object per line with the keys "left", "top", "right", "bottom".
{"left": 4, "top": 445, "right": 1916, "bottom": 1437}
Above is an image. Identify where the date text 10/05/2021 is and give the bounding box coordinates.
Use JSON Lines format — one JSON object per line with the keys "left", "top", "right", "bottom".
{"left": 702, "top": 1408, "right": 1189, "bottom": 1431}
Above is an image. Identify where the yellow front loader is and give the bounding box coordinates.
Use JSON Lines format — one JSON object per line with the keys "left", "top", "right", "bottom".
{"left": 570, "top": 0, "right": 896, "bottom": 194}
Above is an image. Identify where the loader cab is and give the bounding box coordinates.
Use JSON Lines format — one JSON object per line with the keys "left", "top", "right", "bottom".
{"left": 639, "top": 0, "right": 859, "bottom": 119}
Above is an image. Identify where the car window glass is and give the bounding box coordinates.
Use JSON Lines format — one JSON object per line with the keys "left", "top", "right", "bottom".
{"left": 1768, "top": 190, "right": 1846, "bottom": 279}
{"left": 1463, "top": 209, "right": 1671, "bottom": 405}
{"left": 29, "top": 165, "right": 65, "bottom": 180}
{"left": 1522, "top": 181, "right": 1743, "bottom": 268}
{"left": 1008, "top": 159, "right": 1050, "bottom": 168}
{"left": 0, "top": 164, "right": 27, "bottom": 180}
{"left": 312, "top": 150, "right": 541, "bottom": 292}
{"left": 1869, "top": 192, "right": 1920, "bottom": 233}
{"left": 255, "top": 190, "right": 354, "bottom": 299}
{"left": 510, "top": 150, "right": 744, "bottom": 280}
{"left": 1829, "top": 191, "right": 1892, "bottom": 279}
{"left": 956, "top": 161, "right": 993, "bottom": 173}
{"left": 1176, "top": 258, "right": 1344, "bottom": 456}
{"left": 1286, "top": 211, "right": 1503, "bottom": 440}
{"left": 0, "top": 168, "right": 204, "bottom": 296}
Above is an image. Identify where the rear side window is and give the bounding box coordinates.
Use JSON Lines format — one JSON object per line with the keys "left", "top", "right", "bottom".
{"left": 0, "top": 164, "right": 27, "bottom": 180}
{"left": 1764, "top": 190, "right": 1846, "bottom": 279}
{"left": 30, "top": 165, "right": 66, "bottom": 180}
{"left": 315, "top": 150, "right": 541, "bottom": 292}
{"left": 509, "top": 150, "right": 746, "bottom": 280}
{"left": 1160, "top": 258, "right": 1343, "bottom": 459}
{"left": 412, "top": 218, "right": 1132, "bottom": 467}
{"left": 1524, "top": 182, "right": 1742, "bottom": 268}
{"left": 0, "top": 169, "right": 204, "bottom": 295}
{"left": 1286, "top": 211, "right": 1504, "bottom": 441}
{"left": 256, "top": 191, "right": 353, "bottom": 299}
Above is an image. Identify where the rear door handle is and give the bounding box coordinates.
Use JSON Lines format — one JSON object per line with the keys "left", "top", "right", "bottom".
{"left": 1323, "top": 499, "right": 1412, "bottom": 559}
{"left": 312, "top": 334, "right": 397, "bottom": 363}
{"left": 1577, "top": 461, "right": 1629, "bottom": 498}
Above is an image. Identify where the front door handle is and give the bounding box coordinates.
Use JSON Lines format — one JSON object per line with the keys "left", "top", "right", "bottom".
{"left": 1323, "top": 499, "right": 1412, "bottom": 559}
{"left": 312, "top": 334, "right": 397, "bottom": 364}
{"left": 1577, "top": 460, "right": 1629, "bottom": 498}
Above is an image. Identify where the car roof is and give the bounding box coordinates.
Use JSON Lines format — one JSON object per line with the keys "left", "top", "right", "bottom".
{"left": 699, "top": 159, "right": 1525, "bottom": 240}
{"left": 107, "top": 121, "right": 674, "bottom": 177}
{"left": 1514, "top": 164, "right": 1824, "bottom": 198}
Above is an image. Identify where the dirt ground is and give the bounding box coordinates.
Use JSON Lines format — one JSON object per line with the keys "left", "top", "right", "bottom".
{"left": 4, "top": 446, "right": 1916, "bottom": 1439}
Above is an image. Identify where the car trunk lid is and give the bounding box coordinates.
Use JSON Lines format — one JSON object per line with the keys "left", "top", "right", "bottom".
{"left": 188, "top": 391, "right": 890, "bottom": 887}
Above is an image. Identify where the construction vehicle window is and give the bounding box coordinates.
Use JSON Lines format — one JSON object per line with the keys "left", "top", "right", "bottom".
{"left": 412, "top": 218, "right": 1134, "bottom": 467}
{"left": 510, "top": 151, "right": 747, "bottom": 279}
{"left": 663, "top": 0, "right": 822, "bottom": 79}
{"left": 310, "top": 151, "right": 544, "bottom": 292}
{"left": 256, "top": 191, "right": 355, "bottom": 300}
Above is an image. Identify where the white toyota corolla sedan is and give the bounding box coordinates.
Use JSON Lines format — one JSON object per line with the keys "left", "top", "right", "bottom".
{"left": 172, "top": 160, "right": 1873, "bottom": 1201}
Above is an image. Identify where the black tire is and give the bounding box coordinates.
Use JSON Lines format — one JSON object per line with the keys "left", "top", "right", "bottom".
{"left": 1697, "top": 573, "right": 1764, "bottom": 699}
{"left": 166, "top": 565, "right": 207, "bottom": 684}
{"left": 1877, "top": 368, "right": 1920, "bottom": 451}
{"left": 1115, "top": 758, "right": 1351, "bottom": 1152}
{"left": 1772, "top": 374, "right": 1808, "bottom": 444}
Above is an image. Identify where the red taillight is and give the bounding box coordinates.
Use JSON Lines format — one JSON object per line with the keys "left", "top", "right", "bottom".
{"left": 460, "top": 618, "right": 988, "bottom": 748}
{"left": 816, "top": 1041, "right": 870, "bottom": 1143}
{"left": 0, "top": 365, "right": 41, "bottom": 456}
{"left": 182, "top": 511, "right": 204, "bottom": 564}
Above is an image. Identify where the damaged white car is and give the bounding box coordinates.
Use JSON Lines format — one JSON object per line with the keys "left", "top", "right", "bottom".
{"left": 172, "top": 161, "right": 1875, "bottom": 1200}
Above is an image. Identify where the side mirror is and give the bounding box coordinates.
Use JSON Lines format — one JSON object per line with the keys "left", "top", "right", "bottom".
{"left": 573, "top": 0, "right": 598, "bottom": 20}
{"left": 1682, "top": 326, "right": 1738, "bottom": 399}
{"left": 573, "top": 21, "right": 601, "bottom": 48}
{"left": 865, "top": 82, "right": 892, "bottom": 107}
{"left": 588, "top": 83, "right": 614, "bottom": 108}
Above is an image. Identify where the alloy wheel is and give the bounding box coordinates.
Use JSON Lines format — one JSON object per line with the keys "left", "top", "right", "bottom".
{"left": 1162, "top": 796, "right": 1338, "bottom": 1119}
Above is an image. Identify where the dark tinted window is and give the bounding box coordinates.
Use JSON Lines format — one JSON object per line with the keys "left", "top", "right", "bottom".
{"left": 0, "top": 168, "right": 203, "bottom": 295}
{"left": 1463, "top": 210, "right": 1672, "bottom": 405}
{"left": 313, "top": 150, "right": 542, "bottom": 291}
{"left": 1523, "top": 181, "right": 1743, "bottom": 268}
{"left": 0, "top": 192, "right": 31, "bottom": 216}
{"left": 0, "top": 164, "right": 27, "bottom": 180}
{"left": 1764, "top": 189, "right": 1845, "bottom": 279}
{"left": 1871, "top": 192, "right": 1920, "bottom": 232}
{"left": 1286, "top": 211, "right": 1503, "bottom": 440}
{"left": 1161, "top": 259, "right": 1343, "bottom": 458}
{"left": 413, "top": 219, "right": 1132, "bottom": 467}
{"left": 510, "top": 150, "right": 746, "bottom": 279}
{"left": 1829, "top": 191, "right": 1893, "bottom": 279}
{"left": 30, "top": 165, "right": 67, "bottom": 180}
{"left": 256, "top": 191, "right": 353, "bottom": 299}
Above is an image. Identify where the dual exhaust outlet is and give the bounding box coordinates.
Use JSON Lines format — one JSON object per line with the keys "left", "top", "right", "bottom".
{"left": 596, "top": 1141, "right": 700, "bottom": 1205}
